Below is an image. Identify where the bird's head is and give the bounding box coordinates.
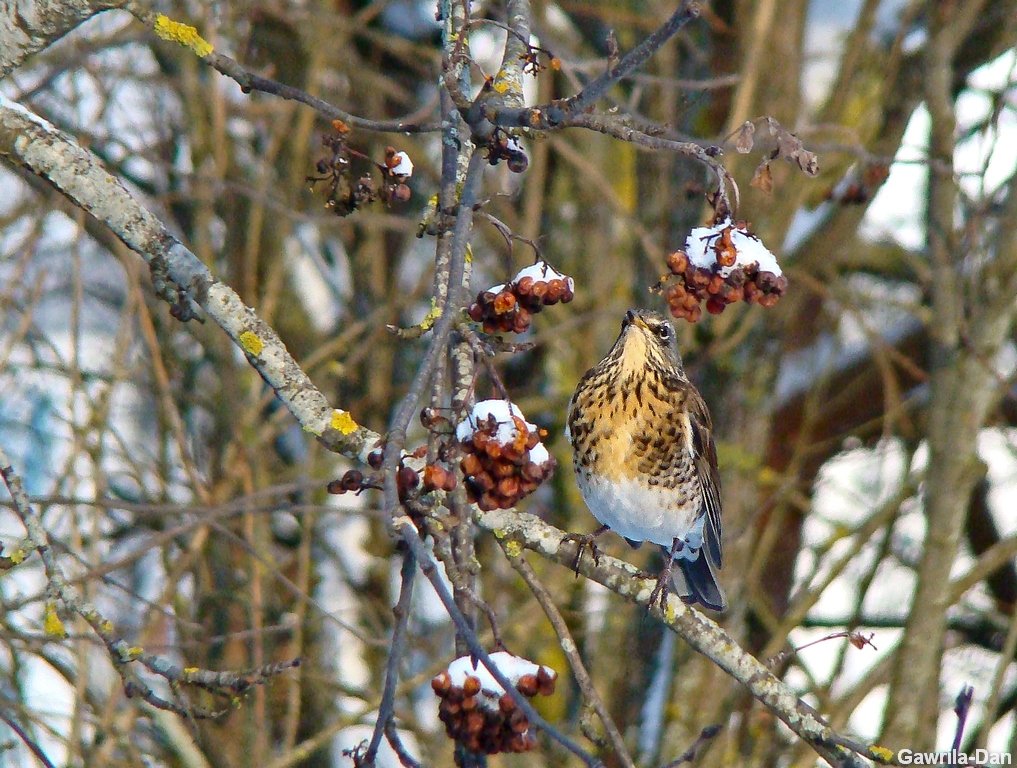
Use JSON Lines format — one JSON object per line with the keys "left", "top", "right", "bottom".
{"left": 607, "top": 309, "right": 685, "bottom": 380}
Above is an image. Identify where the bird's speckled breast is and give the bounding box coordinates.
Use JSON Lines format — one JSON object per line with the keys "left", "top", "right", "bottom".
{"left": 568, "top": 366, "right": 703, "bottom": 545}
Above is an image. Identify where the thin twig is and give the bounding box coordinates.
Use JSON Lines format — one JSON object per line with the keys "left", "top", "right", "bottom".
{"left": 507, "top": 554, "right": 636, "bottom": 768}
{"left": 488, "top": 2, "right": 699, "bottom": 125}
{"left": 363, "top": 549, "right": 418, "bottom": 764}
{"left": 478, "top": 1, "right": 700, "bottom": 129}
{"left": 662, "top": 724, "right": 722, "bottom": 767}
{"left": 394, "top": 519, "right": 605, "bottom": 768}
{"left": 124, "top": 2, "right": 440, "bottom": 134}
{"left": 1, "top": 448, "right": 294, "bottom": 719}
{"left": 951, "top": 685, "right": 974, "bottom": 753}
{"left": 0, "top": 705, "right": 58, "bottom": 768}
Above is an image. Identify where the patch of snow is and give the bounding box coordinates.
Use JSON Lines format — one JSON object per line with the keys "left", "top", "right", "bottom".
{"left": 446, "top": 651, "right": 552, "bottom": 706}
{"left": 860, "top": 106, "right": 929, "bottom": 250}
{"left": 0, "top": 93, "right": 57, "bottom": 131}
{"left": 389, "top": 151, "right": 413, "bottom": 177}
{"left": 512, "top": 261, "right": 574, "bottom": 291}
{"left": 455, "top": 400, "right": 532, "bottom": 443}
{"left": 684, "top": 219, "right": 782, "bottom": 277}
{"left": 529, "top": 443, "right": 550, "bottom": 464}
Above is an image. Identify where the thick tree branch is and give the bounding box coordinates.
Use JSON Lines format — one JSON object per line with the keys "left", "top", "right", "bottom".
{"left": 0, "top": 96, "right": 379, "bottom": 462}
{"left": 882, "top": 1, "right": 1011, "bottom": 749}
{"left": 476, "top": 508, "right": 895, "bottom": 768}
{"left": 0, "top": 0, "right": 123, "bottom": 78}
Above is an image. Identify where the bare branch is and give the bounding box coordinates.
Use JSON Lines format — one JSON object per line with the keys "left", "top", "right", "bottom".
{"left": 394, "top": 517, "right": 606, "bottom": 768}
{"left": 479, "top": 2, "right": 701, "bottom": 130}
{"left": 505, "top": 554, "right": 637, "bottom": 768}
{"left": 0, "top": 96, "right": 380, "bottom": 462}
{"left": 363, "top": 550, "right": 417, "bottom": 765}
{"left": 476, "top": 508, "right": 893, "bottom": 768}
{"left": 123, "top": 2, "right": 441, "bottom": 134}
{"left": 0, "top": 0, "right": 123, "bottom": 78}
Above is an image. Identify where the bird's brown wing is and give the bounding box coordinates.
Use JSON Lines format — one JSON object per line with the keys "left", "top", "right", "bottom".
{"left": 565, "top": 365, "right": 601, "bottom": 448}
{"left": 685, "top": 387, "right": 723, "bottom": 568}
{"left": 569, "top": 366, "right": 593, "bottom": 445}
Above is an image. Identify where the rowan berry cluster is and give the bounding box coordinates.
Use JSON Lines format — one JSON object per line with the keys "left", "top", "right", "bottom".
{"left": 307, "top": 120, "right": 413, "bottom": 216}
{"left": 661, "top": 219, "right": 787, "bottom": 322}
{"left": 468, "top": 262, "right": 574, "bottom": 334}
{"left": 456, "top": 401, "right": 555, "bottom": 511}
{"left": 431, "top": 652, "right": 557, "bottom": 755}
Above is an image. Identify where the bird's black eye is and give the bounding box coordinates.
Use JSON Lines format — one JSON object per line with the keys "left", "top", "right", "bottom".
{"left": 655, "top": 324, "right": 671, "bottom": 341}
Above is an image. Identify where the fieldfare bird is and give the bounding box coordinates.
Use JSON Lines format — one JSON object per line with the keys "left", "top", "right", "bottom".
{"left": 565, "top": 309, "right": 725, "bottom": 611}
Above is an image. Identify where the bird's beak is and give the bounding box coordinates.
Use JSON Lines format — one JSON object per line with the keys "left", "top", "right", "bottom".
{"left": 625, "top": 310, "right": 648, "bottom": 330}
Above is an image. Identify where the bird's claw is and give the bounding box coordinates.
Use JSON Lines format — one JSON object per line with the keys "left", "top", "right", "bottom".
{"left": 648, "top": 568, "right": 674, "bottom": 610}
{"left": 562, "top": 531, "right": 603, "bottom": 575}
{"left": 647, "top": 538, "right": 680, "bottom": 611}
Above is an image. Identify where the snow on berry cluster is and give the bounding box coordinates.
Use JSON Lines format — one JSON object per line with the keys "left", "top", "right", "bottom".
{"left": 468, "top": 261, "right": 574, "bottom": 334}
{"left": 662, "top": 218, "right": 787, "bottom": 322}
{"left": 456, "top": 400, "right": 555, "bottom": 511}
{"left": 431, "top": 652, "right": 557, "bottom": 755}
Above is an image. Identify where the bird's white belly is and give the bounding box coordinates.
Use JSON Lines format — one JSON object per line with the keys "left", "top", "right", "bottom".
{"left": 576, "top": 471, "right": 698, "bottom": 548}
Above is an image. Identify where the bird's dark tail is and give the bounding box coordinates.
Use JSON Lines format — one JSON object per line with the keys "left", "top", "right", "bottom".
{"left": 670, "top": 553, "right": 726, "bottom": 612}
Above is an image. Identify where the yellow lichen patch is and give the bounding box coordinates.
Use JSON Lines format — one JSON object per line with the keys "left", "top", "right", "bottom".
{"left": 126, "top": 646, "right": 144, "bottom": 660}
{"left": 419, "top": 299, "right": 442, "bottom": 331}
{"left": 44, "top": 602, "right": 66, "bottom": 637}
{"left": 183, "top": 666, "right": 199, "bottom": 675}
{"left": 502, "top": 540, "right": 522, "bottom": 558}
{"left": 868, "top": 746, "right": 895, "bottom": 762}
{"left": 9, "top": 548, "right": 26, "bottom": 565}
{"left": 238, "top": 330, "right": 264, "bottom": 356}
{"left": 154, "top": 14, "right": 214, "bottom": 57}
{"left": 331, "top": 409, "right": 358, "bottom": 435}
